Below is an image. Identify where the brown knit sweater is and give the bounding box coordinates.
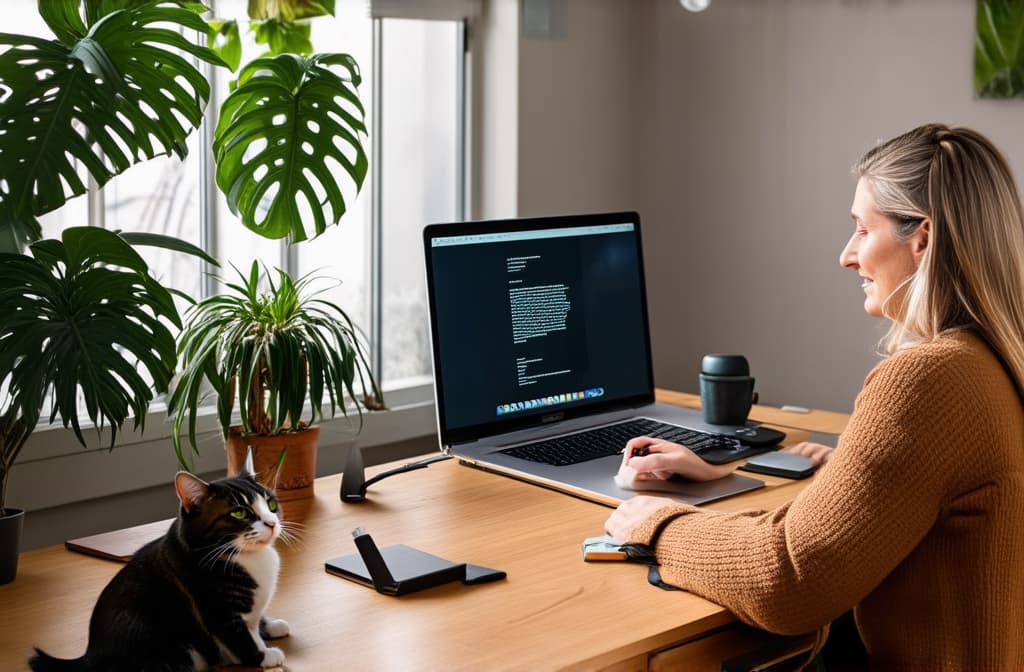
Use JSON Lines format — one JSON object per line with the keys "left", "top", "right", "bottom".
{"left": 627, "top": 331, "right": 1024, "bottom": 671}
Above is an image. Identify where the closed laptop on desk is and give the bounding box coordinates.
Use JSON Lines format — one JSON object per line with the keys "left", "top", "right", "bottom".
{"left": 423, "top": 211, "right": 765, "bottom": 506}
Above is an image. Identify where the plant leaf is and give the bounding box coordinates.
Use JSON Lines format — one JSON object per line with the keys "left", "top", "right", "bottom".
{"left": 0, "top": 227, "right": 181, "bottom": 450}
{"left": 40, "top": 0, "right": 89, "bottom": 45}
{"left": 118, "top": 230, "right": 220, "bottom": 266}
{"left": 252, "top": 18, "right": 313, "bottom": 56}
{"left": 207, "top": 18, "right": 242, "bottom": 72}
{"left": 975, "top": 0, "right": 1024, "bottom": 98}
{"left": 167, "top": 264, "right": 379, "bottom": 454}
{"left": 0, "top": 4, "right": 227, "bottom": 248}
{"left": 212, "top": 52, "right": 368, "bottom": 242}
{"left": 248, "top": 0, "right": 334, "bottom": 21}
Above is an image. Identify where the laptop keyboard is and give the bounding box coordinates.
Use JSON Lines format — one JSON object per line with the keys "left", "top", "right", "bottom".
{"left": 500, "top": 417, "right": 743, "bottom": 467}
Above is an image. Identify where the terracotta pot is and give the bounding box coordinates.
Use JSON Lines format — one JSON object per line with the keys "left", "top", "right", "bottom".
{"left": 225, "top": 427, "right": 320, "bottom": 501}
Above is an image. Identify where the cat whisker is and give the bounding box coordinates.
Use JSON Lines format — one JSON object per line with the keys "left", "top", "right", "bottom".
{"left": 200, "top": 541, "right": 237, "bottom": 570}
{"left": 276, "top": 521, "right": 303, "bottom": 545}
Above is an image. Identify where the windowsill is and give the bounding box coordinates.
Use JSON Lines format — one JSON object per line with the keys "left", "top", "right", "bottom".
{"left": 8, "top": 377, "right": 438, "bottom": 512}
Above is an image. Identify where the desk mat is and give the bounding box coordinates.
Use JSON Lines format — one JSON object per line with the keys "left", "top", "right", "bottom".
{"left": 65, "top": 518, "right": 170, "bottom": 562}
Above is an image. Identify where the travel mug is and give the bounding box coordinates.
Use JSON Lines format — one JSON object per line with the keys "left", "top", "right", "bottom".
{"left": 699, "top": 354, "right": 755, "bottom": 426}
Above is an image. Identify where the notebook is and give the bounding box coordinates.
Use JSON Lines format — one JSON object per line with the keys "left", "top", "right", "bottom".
{"left": 423, "top": 211, "right": 767, "bottom": 507}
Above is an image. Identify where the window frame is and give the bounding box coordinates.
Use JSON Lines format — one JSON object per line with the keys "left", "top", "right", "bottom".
{"left": 8, "top": 12, "right": 472, "bottom": 512}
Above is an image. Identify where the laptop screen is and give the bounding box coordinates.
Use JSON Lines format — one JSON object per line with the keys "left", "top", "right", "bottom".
{"left": 424, "top": 211, "right": 655, "bottom": 446}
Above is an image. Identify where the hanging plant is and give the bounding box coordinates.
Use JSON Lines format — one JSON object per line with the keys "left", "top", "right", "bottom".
{"left": 975, "top": 0, "right": 1024, "bottom": 98}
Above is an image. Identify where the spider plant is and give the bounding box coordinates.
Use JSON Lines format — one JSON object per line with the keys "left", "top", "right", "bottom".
{"left": 168, "top": 261, "right": 382, "bottom": 469}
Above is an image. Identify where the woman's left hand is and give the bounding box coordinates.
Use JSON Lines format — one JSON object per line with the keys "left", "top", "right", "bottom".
{"left": 605, "top": 494, "right": 676, "bottom": 542}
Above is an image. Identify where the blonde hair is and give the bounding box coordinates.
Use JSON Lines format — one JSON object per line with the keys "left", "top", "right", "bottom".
{"left": 854, "top": 123, "right": 1024, "bottom": 396}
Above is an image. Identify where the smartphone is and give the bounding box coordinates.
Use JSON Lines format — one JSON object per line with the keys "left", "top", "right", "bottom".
{"left": 581, "top": 534, "right": 628, "bottom": 561}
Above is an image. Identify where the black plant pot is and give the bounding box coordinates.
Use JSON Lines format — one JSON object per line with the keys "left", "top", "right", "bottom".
{"left": 0, "top": 507, "right": 25, "bottom": 585}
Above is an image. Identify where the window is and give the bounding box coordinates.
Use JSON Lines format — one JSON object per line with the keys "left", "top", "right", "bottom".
{"left": 377, "top": 17, "right": 465, "bottom": 384}
{"left": 5, "top": 0, "right": 478, "bottom": 518}
{"left": 9, "top": 0, "right": 469, "bottom": 415}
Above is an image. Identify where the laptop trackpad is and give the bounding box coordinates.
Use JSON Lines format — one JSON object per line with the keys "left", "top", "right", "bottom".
{"left": 613, "top": 472, "right": 765, "bottom": 504}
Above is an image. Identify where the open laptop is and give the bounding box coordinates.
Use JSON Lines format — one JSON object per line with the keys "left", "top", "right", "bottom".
{"left": 423, "top": 211, "right": 774, "bottom": 507}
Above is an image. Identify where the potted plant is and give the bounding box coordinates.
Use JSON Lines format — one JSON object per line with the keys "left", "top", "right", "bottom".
{"left": 0, "top": 227, "right": 208, "bottom": 584}
{"left": 169, "top": 261, "right": 383, "bottom": 500}
{"left": 0, "top": 0, "right": 371, "bottom": 580}
{"left": 0, "top": 0, "right": 226, "bottom": 586}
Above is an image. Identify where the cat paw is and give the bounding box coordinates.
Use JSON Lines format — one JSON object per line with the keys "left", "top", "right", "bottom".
{"left": 261, "top": 646, "right": 285, "bottom": 668}
{"left": 263, "top": 618, "right": 290, "bottom": 639}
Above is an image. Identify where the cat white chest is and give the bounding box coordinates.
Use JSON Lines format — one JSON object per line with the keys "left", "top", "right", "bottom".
{"left": 236, "top": 546, "right": 280, "bottom": 617}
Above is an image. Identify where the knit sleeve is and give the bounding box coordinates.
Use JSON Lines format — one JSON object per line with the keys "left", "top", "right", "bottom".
{"left": 633, "top": 345, "right": 974, "bottom": 635}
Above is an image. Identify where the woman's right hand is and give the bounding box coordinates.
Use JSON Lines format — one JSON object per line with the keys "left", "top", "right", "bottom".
{"left": 618, "top": 436, "right": 743, "bottom": 484}
{"left": 782, "top": 441, "right": 834, "bottom": 466}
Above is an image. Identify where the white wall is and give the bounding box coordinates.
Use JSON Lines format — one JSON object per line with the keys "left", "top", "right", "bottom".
{"left": 517, "top": 0, "right": 643, "bottom": 216}
{"left": 513, "top": 0, "right": 1024, "bottom": 413}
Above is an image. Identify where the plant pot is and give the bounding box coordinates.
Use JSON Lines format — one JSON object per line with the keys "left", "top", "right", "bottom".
{"left": 0, "top": 507, "right": 25, "bottom": 585}
{"left": 226, "top": 427, "right": 320, "bottom": 502}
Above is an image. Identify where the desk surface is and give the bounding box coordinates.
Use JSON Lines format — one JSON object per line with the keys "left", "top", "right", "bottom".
{"left": 0, "top": 392, "right": 843, "bottom": 671}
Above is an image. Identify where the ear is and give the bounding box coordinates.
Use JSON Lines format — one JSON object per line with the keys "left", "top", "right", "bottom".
{"left": 911, "top": 218, "right": 930, "bottom": 263}
{"left": 241, "top": 447, "right": 256, "bottom": 477}
{"left": 175, "top": 472, "right": 210, "bottom": 513}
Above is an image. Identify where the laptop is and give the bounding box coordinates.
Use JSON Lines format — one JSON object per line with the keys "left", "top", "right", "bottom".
{"left": 423, "top": 211, "right": 774, "bottom": 507}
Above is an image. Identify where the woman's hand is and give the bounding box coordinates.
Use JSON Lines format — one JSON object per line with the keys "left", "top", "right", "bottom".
{"left": 605, "top": 494, "right": 676, "bottom": 542}
{"left": 782, "top": 441, "right": 834, "bottom": 466}
{"left": 618, "top": 436, "right": 743, "bottom": 484}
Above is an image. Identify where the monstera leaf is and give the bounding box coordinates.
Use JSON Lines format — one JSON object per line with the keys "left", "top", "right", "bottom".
{"left": 0, "top": 227, "right": 181, "bottom": 447}
{"left": 975, "top": 0, "right": 1024, "bottom": 97}
{"left": 213, "top": 52, "right": 368, "bottom": 242}
{"left": 0, "top": 2, "right": 226, "bottom": 252}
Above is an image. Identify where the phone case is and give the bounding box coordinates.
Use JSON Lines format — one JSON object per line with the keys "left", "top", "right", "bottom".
{"left": 738, "top": 451, "right": 816, "bottom": 479}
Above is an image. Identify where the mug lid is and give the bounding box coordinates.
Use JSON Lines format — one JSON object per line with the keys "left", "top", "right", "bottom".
{"left": 701, "top": 354, "right": 750, "bottom": 377}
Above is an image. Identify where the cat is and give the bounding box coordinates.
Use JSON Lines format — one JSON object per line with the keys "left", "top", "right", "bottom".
{"left": 29, "top": 457, "right": 291, "bottom": 672}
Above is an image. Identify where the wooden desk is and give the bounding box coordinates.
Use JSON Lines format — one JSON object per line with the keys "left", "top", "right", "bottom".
{"left": 0, "top": 392, "right": 842, "bottom": 671}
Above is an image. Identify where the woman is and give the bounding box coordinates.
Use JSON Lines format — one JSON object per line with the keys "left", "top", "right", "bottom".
{"left": 606, "top": 124, "right": 1024, "bottom": 670}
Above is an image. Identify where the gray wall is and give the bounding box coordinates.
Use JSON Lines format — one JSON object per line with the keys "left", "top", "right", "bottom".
{"left": 515, "top": 0, "right": 1024, "bottom": 413}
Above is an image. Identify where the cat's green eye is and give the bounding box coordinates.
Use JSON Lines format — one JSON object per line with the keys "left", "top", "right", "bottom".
{"left": 230, "top": 509, "right": 246, "bottom": 520}
{"left": 268, "top": 499, "right": 278, "bottom": 512}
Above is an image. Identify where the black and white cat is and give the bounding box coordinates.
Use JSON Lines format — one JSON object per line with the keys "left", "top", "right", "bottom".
{"left": 29, "top": 457, "right": 291, "bottom": 672}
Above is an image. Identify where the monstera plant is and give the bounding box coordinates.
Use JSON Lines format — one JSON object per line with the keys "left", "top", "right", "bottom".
{"left": 0, "top": 1, "right": 223, "bottom": 251}
{"left": 213, "top": 51, "right": 367, "bottom": 241}
{"left": 0, "top": 0, "right": 371, "bottom": 582}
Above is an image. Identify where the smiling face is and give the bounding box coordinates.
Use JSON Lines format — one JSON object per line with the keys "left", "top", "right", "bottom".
{"left": 840, "top": 178, "right": 928, "bottom": 319}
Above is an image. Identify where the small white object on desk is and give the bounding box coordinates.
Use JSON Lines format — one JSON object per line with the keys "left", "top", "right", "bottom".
{"left": 780, "top": 405, "right": 810, "bottom": 413}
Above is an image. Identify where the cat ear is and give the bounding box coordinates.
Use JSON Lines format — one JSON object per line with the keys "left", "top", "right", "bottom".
{"left": 242, "top": 447, "right": 256, "bottom": 477}
{"left": 175, "top": 472, "right": 210, "bottom": 512}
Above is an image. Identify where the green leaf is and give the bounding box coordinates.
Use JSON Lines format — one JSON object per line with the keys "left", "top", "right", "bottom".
{"left": 117, "top": 231, "right": 220, "bottom": 266}
{"left": 212, "top": 53, "right": 368, "bottom": 242}
{"left": 40, "top": 0, "right": 89, "bottom": 45}
{"left": 248, "top": 0, "right": 334, "bottom": 21}
{"left": 252, "top": 18, "right": 313, "bottom": 56}
{"left": 975, "top": 0, "right": 1024, "bottom": 98}
{"left": 283, "top": 0, "right": 335, "bottom": 21}
{"left": 167, "top": 264, "right": 379, "bottom": 455}
{"left": 208, "top": 18, "right": 242, "bottom": 72}
{"left": 0, "top": 4, "right": 227, "bottom": 248}
{"left": 0, "top": 227, "right": 181, "bottom": 452}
